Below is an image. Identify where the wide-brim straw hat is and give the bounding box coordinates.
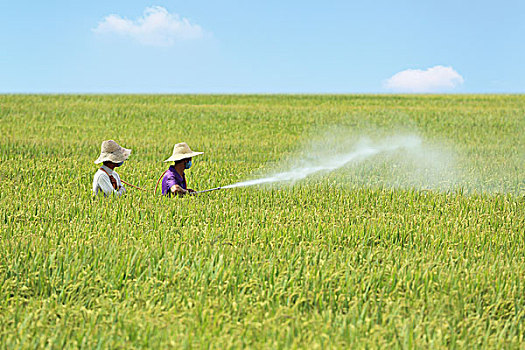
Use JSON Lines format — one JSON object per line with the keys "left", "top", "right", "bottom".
{"left": 94, "top": 140, "right": 132, "bottom": 164}
{"left": 164, "top": 142, "right": 203, "bottom": 162}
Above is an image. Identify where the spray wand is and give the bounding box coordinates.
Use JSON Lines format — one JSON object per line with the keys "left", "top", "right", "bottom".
{"left": 191, "top": 187, "right": 223, "bottom": 195}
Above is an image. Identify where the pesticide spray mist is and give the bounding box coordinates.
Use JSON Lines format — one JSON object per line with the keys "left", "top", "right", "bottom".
{"left": 221, "top": 133, "right": 459, "bottom": 191}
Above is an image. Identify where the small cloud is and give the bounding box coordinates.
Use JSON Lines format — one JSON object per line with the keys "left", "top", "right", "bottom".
{"left": 93, "top": 6, "right": 205, "bottom": 46}
{"left": 384, "top": 65, "right": 464, "bottom": 93}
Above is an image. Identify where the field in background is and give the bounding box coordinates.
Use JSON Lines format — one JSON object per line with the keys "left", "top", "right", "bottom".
{"left": 0, "top": 95, "right": 524, "bottom": 348}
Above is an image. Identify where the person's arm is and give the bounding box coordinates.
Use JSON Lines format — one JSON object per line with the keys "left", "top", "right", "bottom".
{"left": 170, "top": 184, "right": 188, "bottom": 196}
{"left": 116, "top": 185, "right": 126, "bottom": 196}
{"left": 165, "top": 174, "right": 188, "bottom": 196}
{"left": 113, "top": 174, "right": 126, "bottom": 196}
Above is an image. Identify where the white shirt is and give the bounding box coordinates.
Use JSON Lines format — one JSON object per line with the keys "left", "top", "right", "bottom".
{"left": 92, "top": 165, "right": 126, "bottom": 197}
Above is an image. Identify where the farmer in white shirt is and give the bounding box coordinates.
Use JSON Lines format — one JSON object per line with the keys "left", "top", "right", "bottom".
{"left": 92, "top": 140, "right": 131, "bottom": 197}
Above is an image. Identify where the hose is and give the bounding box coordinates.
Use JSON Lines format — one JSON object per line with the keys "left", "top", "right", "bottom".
{"left": 154, "top": 170, "right": 168, "bottom": 196}
{"left": 120, "top": 179, "right": 147, "bottom": 192}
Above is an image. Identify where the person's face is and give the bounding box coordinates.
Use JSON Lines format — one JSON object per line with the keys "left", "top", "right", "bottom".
{"left": 175, "top": 158, "right": 192, "bottom": 168}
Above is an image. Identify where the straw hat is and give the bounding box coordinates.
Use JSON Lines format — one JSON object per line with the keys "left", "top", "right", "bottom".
{"left": 94, "top": 140, "right": 131, "bottom": 164}
{"left": 164, "top": 142, "right": 203, "bottom": 162}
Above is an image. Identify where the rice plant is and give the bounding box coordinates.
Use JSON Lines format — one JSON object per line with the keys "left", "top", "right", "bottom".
{"left": 0, "top": 94, "right": 524, "bottom": 348}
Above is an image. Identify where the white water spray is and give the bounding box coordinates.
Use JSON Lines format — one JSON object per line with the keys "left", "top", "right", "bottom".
{"left": 222, "top": 135, "right": 424, "bottom": 189}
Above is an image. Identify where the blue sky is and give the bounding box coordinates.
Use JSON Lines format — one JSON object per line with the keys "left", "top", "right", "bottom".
{"left": 1, "top": 0, "right": 523, "bottom": 93}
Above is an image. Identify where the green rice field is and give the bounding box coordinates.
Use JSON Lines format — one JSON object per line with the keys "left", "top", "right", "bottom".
{"left": 0, "top": 94, "right": 524, "bottom": 348}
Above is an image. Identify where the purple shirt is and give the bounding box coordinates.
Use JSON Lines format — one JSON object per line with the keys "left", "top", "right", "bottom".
{"left": 162, "top": 166, "right": 187, "bottom": 195}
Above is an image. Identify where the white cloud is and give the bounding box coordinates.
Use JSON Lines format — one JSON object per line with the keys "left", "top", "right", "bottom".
{"left": 384, "top": 65, "right": 464, "bottom": 93}
{"left": 93, "top": 6, "right": 205, "bottom": 46}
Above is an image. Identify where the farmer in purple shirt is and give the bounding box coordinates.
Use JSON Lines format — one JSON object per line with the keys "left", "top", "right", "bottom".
{"left": 161, "top": 142, "right": 203, "bottom": 196}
